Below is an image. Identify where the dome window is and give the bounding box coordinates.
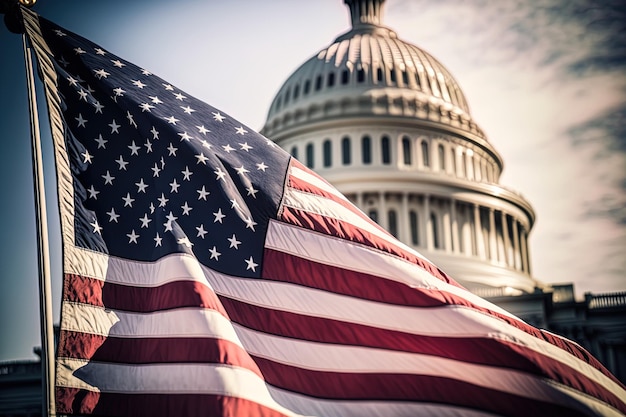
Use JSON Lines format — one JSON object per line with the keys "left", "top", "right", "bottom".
{"left": 421, "top": 140, "right": 430, "bottom": 167}
{"left": 341, "top": 69, "right": 349, "bottom": 85}
{"left": 315, "top": 75, "right": 322, "bottom": 91}
{"left": 402, "top": 136, "right": 412, "bottom": 165}
{"left": 410, "top": 211, "right": 419, "bottom": 245}
{"left": 388, "top": 210, "right": 398, "bottom": 237}
{"left": 290, "top": 146, "right": 298, "bottom": 159}
{"left": 390, "top": 69, "right": 396, "bottom": 84}
{"left": 323, "top": 139, "right": 332, "bottom": 167}
{"left": 431, "top": 212, "right": 440, "bottom": 249}
{"left": 293, "top": 85, "right": 300, "bottom": 100}
{"left": 327, "top": 72, "right": 335, "bottom": 87}
{"left": 304, "top": 80, "right": 311, "bottom": 95}
{"left": 342, "top": 137, "right": 351, "bottom": 165}
{"left": 381, "top": 136, "right": 391, "bottom": 165}
{"left": 402, "top": 71, "right": 409, "bottom": 86}
{"left": 376, "top": 68, "right": 383, "bottom": 83}
{"left": 284, "top": 88, "right": 291, "bottom": 105}
{"left": 361, "top": 135, "right": 372, "bottom": 164}
{"left": 438, "top": 144, "right": 446, "bottom": 171}
{"left": 357, "top": 69, "right": 365, "bottom": 83}
{"left": 368, "top": 209, "right": 378, "bottom": 224}
{"left": 306, "top": 143, "right": 314, "bottom": 168}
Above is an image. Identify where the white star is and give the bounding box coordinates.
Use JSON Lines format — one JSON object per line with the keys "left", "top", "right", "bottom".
{"left": 181, "top": 202, "right": 193, "bottom": 215}
{"left": 94, "top": 134, "right": 107, "bottom": 149}
{"left": 167, "top": 143, "right": 178, "bottom": 156}
{"left": 230, "top": 199, "right": 240, "bottom": 210}
{"left": 244, "top": 217, "right": 258, "bottom": 231}
{"left": 94, "top": 69, "right": 110, "bottom": 79}
{"left": 77, "top": 89, "right": 88, "bottom": 101}
{"left": 93, "top": 101, "right": 104, "bottom": 113}
{"left": 196, "top": 224, "right": 208, "bottom": 239}
{"left": 102, "top": 171, "right": 115, "bottom": 185}
{"left": 180, "top": 105, "right": 195, "bottom": 114}
{"left": 235, "top": 165, "right": 249, "bottom": 175}
{"left": 209, "top": 246, "right": 221, "bottom": 260}
{"left": 54, "top": 29, "right": 66, "bottom": 36}
{"left": 169, "top": 179, "right": 180, "bottom": 193}
{"left": 178, "top": 131, "right": 192, "bottom": 141}
{"left": 74, "top": 47, "right": 86, "bottom": 54}
{"left": 139, "top": 214, "right": 152, "bottom": 228}
{"left": 195, "top": 153, "right": 209, "bottom": 165}
{"left": 151, "top": 126, "right": 160, "bottom": 139}
{"left": 144, "top": 140, "right": 153, "bottom": 153}
{"left": 139, "top": 102, "right": 155, "bottom": 112}
{"left": 127, "top": 111, "right": 137, "bottom": 128}
{"left": 182, "top": 166, "right": 193, "bottom": 181}
{"left": 245, "top": 256, "right": 258, "bottom": 272}
{"left": 94, "top": 48, "right": 106, "bottom": 55}
{"left": 177, "top": 237, "right": 193, "bottom": 248}
{"left": 87, "top": 185, "right": 99, "bottom": 199}
{"left": 228, "top": 234, "right": 241, "bottom": 249}
{"left": 197, "top": 125, "right": 210, "bottom": 135}
{"left": 111, "top": 59, "right": 125, "bottom": 68}
{"left": 150, "top": 96, "right": 163, "bottom": 104}
{"left": 75, "top": 113, "right": 87, "bottom": 127}
{"left": 136, "top": 178, "right": 149, "bottom": 193}
{"left": 235, "top": 126, "right": 248, "bottom": 135}
{"left": 154, "top": 233, "right": 162, "bottom": 247}
{"left": 59, "top": 57, "right": 69, "bottom": 67}
{"left": 115, "top": 156, "right": 128, "bottom": 170}
{"left": 173, "top": 92, "right": 186, "bottom": 100}
{"left": 127, "top": 230, "right": 139, "bottom": 244}
{"left": 141, "top": 68, "right": 152, "bottom": 75}
{"left": 200, "top": 140, "right": 212, "bottom": 149}
{"left": 164, "top": 115, "right": 179, "bottom": 125}
{"left": 90, "top": 219, "right": 102, "bottom": 234}
{"left": 67, "top": 75, "right": 78, "bottom": 86}
{"left": 213, "top": 208, "right": 225, "bottom": 223}
{"left": 164, "top": 211, "right": 178, "bottom": 232}
{"left": 265, "top": 138, "right": 277, "bottom": 147}
{"left": 113, "top": 87, "right": 125, "bottom": 97}
{"left": 160, "top": 157, "right": 166, "bottom": 168}
{"left": 162, "top": 83, "right": 174, "bottom": 91}
{"left": 151, "top": 163, "right": 161, "bottom": 177}
{"left": 214, "top": 168, "right": 226, "bottom": 181}
{"left": 81, "top": 150, "right": 93, "bottom": 163}
{"left": 246, "top": 185, "right": 258, "bottom": 198}
{"left": 109, "top": 119, "right": 121, "bottom": 133}
{"left": 149, "top": 203, "right": 155, "bottom": 214}
{"left": 239, "top": 142, "right": 253, "bottom": 152}
{"left": 128, "top": 141, "right": 140, "bottom": 155}
{"left": 157, "top": 193, "right": 169, "bottom": 207}
{"left": 212, "top": 111, "right": 225, "bottom": 122}
{"left": 256, "top": 162, "right": 268, "bottom": 171}
{"left": 122, "top": 193, "right": 135, "bottom": 207}
{"left": 197, "top": 186, "right": 210, "bottom": 200}
{"left": 107, "top": 208, "right": 120, "bottom": 223}
{"left": 222, "top": 144, "right": 235, "bottom": 153}
{"left": 132, "top": 79, "right": 146, "bottom": 89}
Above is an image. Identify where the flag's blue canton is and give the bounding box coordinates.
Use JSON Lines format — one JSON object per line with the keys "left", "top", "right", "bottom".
{"left": 38, "top": 17, "right": 291, "bottom": 278}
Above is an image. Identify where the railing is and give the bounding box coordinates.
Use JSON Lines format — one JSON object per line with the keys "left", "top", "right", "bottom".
{"left": 0, "top": 361, "right": 40, "bottom": 377}
{"left": 586, "top": 292, "right": 626, "bottom": 310}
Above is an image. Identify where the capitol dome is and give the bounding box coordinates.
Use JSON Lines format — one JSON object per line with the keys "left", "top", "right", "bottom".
{"left": 261, "top": 0, "right": 539, "bottom": 296}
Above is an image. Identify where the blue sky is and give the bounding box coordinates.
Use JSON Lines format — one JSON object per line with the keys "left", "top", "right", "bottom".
{"left": 0, "top": 0, "right": 624, "bottom": 361}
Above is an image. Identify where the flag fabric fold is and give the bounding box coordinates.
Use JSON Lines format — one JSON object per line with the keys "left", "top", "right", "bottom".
{"left": 20, "top": 6, "right": 626, "bottom": 417}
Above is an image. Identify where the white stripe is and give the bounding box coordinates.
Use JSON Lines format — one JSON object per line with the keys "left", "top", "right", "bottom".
{"left": 61, "top": 246, "right": 626, "bottom": 404}
{"left": 56, "top": 358, "right": 301, "bottom": 416}
{"left": 290, "top": 165, "right": 345, "bottom": 200}
{"left": 235, "top": 325, "right": 616, "bottom": 416}
{"left": 61, "top": 302, "right": 242, "bottom": 344}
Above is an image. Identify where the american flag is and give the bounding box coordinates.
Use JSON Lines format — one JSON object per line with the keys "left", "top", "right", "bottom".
{"left": 21, "top": 6, "right": 626, "bottom": 417}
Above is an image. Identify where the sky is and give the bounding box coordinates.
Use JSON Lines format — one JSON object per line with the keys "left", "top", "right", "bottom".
{"left": 0, "top": 0, "right": 624, "bottom": 362}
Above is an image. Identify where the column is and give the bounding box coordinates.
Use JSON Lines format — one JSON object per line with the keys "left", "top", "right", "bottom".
{"left": 488, "top": 208, "right": 497, "bottom": 262}
{"left": 473, "top": 204, "right": 485, "bottom": 259}
{"left": 520, "top": 228, "right": 529, "bottom": 273}
{"left": 501, "top": 211, "right": 511, "bottom": 267}
{"left": 512, "top": 219, "right": 520, "bottom": 270}
{"left": 443, "top": 202, "right": 452, "bottom": 252}
{"left": 451, "top": 199, "right": 459, "bottom": 254}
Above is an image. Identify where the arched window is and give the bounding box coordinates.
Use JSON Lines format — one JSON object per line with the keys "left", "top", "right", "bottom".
{"left": 303, "top": 80, "right": 311, "bottom": 95}
{"left": 341, "top": 137, "right": 351, "bottom": 165}
{"left": 402, "top": 70, "right": 409, "bottom": 85}
{"left": 306, "top": 143, "right": 314, "bottom": 168}
{"left": 390, "top": 68, "right": 396, "bottom": 83}
{"left": 368, "top": 209, "right": 378, "bottom": 223}
{"left": 327, "top": 72, "right": 335, "bottom": 87}
{"left": 431, "top": 212, "right": 440, "bottom": 249}
{"left": 290, "top": 146, "right": 298, "bottom": 159}
{"left": 357, "top": 68, "right": 365, "bottom": 83}
{"left": 421, "top": 140, "right": 430, "bottom": 167}
{"left": 381, "top": 136, "right": 391, "bottom": 165}
{"left": 410, "top": 210, "right": 419, "bottom": 245}
{"left": 402, "top": 136, "right": 412, "bottom": 165}
{"left": 361, "top": 136, "right": 372, "bottom": 164}
{"left": 341, "top": 69, "right": 349, "bottom": 85}
{"left": 376, "top": 68, "right": 383, "bottom": 83}
{"left": 323, "top": 139, "right": 332, "bottom": 167}
{"left": 438, "top": 144, "right": 446, "bottom": 171}
{"left": 388, "top": 210, "right": 398, "bottom": 237}
{"left": 315, "top": 75, "right": 322, "bottom": 91}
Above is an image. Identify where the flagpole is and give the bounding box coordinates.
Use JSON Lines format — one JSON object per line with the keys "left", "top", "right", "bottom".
{"left": 22, "top": 28, "right": 57, "bottom": 417}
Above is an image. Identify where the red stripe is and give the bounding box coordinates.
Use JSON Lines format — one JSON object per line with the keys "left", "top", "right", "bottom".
{"left": 56, "top": 329, "right": 262, "bottom": 377}
{"left": 63, "top": 273, "right": 228, "bottom": 316}
{"left": 280, "top": 205, "right": 457, "bottom": 287}
{"left": 56, "top": 387, "right": 290, "bottom": 417}
{"left": 220, "top": 296, "right": 626, "bottom": 414}
{"left": 252, "top": 356, "right": 590, "bottom": 417}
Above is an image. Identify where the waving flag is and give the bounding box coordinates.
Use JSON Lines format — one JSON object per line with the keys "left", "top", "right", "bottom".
{"left": 20, "top": 5, "right": 626, "bottom": 417}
